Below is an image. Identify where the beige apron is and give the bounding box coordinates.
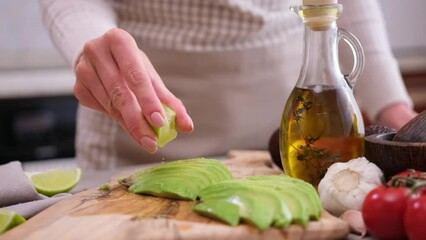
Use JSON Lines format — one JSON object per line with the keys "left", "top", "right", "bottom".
{"left": 76, "top": 1, "right": 304, "bottom": 170}
{"left": 76, "top": 43, "right": 302, "bottom": 169}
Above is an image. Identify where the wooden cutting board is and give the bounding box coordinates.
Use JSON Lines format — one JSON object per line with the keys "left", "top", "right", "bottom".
{"left": 2, "top": 150, "right": 350, "bottom": 240}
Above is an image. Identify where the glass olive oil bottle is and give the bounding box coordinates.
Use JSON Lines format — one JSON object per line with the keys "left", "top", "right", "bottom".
{"left": 280, "top": 3, "right": 365, "bottom": 188}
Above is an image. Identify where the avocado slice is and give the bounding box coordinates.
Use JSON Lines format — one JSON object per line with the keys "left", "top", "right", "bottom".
{"left": 121, "top": 158, "right": 232, "bottom": 186}
{"left": 140, "top": 163, "right": 231, "bottom": 182}
{"left": 246, "top": 175, "right": 322, "bottom": 220}
{"left": 201, "top": 190, "right": 275, "bottom": 230}
{"left": 240, "top": 180, "right": 309, "bottom": 226}
{"left": 128, "top": 165, "right": 221, "bottom": 200}
{"left": 129, "top": 175, "right": 203, "bottom": 200}
{"left": 121, "top": 158, "right": 233, "bottom": 200}
{"left": 193, "top": 200, "right": 240, "bottom": 226}
{"left": 198, "top": 180, "right": 292, "bottom": 229}
{"left": 196, "top": 175, "right": 323, "bottom": 229}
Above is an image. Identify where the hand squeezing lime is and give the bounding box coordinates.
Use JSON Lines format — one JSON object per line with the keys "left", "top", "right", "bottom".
{"left": 153, "top": 104, "right": 178, "bottom": 147}
{"left": 29, "top": 168, "right": 81, "bottom": 197}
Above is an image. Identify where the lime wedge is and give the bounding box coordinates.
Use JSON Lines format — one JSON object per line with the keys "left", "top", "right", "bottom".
{"left": 29, "top": 168, "right": 81, "bottom": 197}
{"left": 153, "top": 104, "right": 178, "bottom": 147}
{"left": 0, "top": 209, "right": 26, "bottom": 234}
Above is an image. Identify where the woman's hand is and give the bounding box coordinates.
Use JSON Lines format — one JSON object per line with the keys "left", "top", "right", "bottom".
{"left": 377, "top": 102, "right": 418, "bottom": 130}
{"left": 74, "top": 28, "right": 193, "bottom": 153}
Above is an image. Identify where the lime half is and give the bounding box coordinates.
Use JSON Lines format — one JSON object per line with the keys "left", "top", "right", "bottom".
{"left": 0, "top": 209, "right": 26, "bottom": 234}
{"left": 29, "top": 168, "right": 81, "bottom": 197}
{"left": 153, "top": 104, "right": 178, "bottom": 147}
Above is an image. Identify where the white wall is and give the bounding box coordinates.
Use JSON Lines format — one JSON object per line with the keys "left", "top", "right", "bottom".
{"left": 378, "top": 0, "right": 426, "bottom": 51}
{"left": 0, "top": 0, "right": 425, "bottom": 70}
{"left": 0, "top": 0, "right": 67, "bottom": 69}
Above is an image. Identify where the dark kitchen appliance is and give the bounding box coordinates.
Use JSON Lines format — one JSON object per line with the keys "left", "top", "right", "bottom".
{"left": 0, "top": 95, "right": 78, "bottom": 163}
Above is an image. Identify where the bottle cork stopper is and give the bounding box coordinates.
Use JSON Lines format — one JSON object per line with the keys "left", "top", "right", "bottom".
{"left": 303, "top": 0, "right": 338, "bottom": 5}
{"left": 295, "top": 1, "right": 342, "bottom": 31}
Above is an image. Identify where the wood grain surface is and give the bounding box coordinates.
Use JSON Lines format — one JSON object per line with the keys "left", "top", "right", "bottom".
{"left": 2, "top": 150, "right": 350, "bottom": 240}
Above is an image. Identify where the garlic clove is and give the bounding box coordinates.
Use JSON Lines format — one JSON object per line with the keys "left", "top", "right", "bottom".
{"left": 339, "top": 209, "right": 367, "bottom": 237}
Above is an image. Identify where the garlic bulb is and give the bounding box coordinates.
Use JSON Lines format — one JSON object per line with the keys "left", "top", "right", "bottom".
{"left": 318, "top": 157, "right": 383, "bottom": 216}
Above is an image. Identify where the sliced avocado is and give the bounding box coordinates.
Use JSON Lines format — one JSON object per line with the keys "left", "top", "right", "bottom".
{"left": 130, "top": 166, "right": 219, "bottom": 185}
{"left": 128, "top": 161, "right": 230, "bottom": 188}
{"left": 122, "top": 158, "right": 231, "bottom": 184}
{"left": 286, "top": 186, "right": 321, "bottom": 219}
{"left": 121, "top": 158, "right": 232, "bottom": 186}
{"left": 272, "top": 177, "right": 322, "bottom": 220}
{"left": 200, "top": 179, "right": 292, "bottom": 227}
{"left": 239, "top": 180, "right": 309, "bottom": 226}
{"left": 272, "top": 176, "right": 321, "bottom": 212}
{"left": 246, "top": 175, "right": 322, "bottom": 220}
{"left": 193, "top": 200, "right": 240, "bottom": 226}
{"left": 198, "top": 175, "right": 324, "bottom": 228}
{"left": 275, "top": 188, "right": 309, "bottom": 226}
{"left": 129, "top": 176, "right": 203, "bottom": 200}
{"left": 199, "top": 180, "right": 292, "bottom": 229}
{"left": 122, "top": 158, "right": 233, "bottom": 200}
{"left": 203, "top": 193, "right": 274, "bottom": 230}
{"left": 122, "top": 160, "right": 323, "bottom": 230}
{"left": 138, "top": 164, "right": 230, "bottom": 183}
{"left": 250, "top": 177, "right": 322, "bottom": 220}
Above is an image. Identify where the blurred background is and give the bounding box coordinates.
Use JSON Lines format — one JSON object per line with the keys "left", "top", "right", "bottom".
{"left": 0, "top": 0, "right": 76, "bottom": 163}
{"left": 0, "top": 0, "right": 425, "bottom": 164}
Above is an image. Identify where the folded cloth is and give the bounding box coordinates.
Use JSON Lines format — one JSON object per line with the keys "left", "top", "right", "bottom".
{"left": 4, "top": 193, "right": 69, "bottom": 219}
{"left": 0, "top": 161, "right": 70, "bottom": 219}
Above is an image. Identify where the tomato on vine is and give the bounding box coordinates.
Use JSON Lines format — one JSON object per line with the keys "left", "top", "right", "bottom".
{"left": 394, "top": 169, "right": 424, "bottom": 177}
{"left": 404, "top": 185, "right": 426, "bottom": 240}
{"left": 387, "top": 169, "right": 426, "bottom": 187}
{"left": 362, "top": 185, "right": 410, "bottom": 240}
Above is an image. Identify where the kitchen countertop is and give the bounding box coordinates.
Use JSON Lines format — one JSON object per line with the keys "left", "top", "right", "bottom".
{"left": 0, "top": 67, "right": 74, "bottom": 99}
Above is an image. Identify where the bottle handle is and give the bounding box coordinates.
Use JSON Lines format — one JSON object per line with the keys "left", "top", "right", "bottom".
{"left": 338, "top": 28, "right": 365, "bottom": 89}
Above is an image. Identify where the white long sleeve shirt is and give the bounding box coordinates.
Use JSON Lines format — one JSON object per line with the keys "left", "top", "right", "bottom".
{"left": 40, "top": 0, "right": 412, "bottom": 169}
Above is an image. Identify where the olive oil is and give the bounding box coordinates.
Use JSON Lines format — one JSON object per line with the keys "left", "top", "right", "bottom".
{"left": 283, "top": 3, "right": 365, "bottom": 188}
{"left": 280, "top": 86, "right": 364, "bottom": 188}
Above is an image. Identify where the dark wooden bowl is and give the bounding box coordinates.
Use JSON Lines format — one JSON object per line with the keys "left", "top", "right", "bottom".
{"left": 365, "top": 133, "right": 426, "bottom": 179}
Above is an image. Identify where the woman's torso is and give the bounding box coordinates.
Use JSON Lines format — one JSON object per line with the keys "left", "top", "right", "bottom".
{"left": 76, "top": 0, "right": 303, "bottom": 169}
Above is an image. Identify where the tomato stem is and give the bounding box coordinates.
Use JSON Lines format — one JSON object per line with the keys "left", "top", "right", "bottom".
{"left": 388, "top": 175, "right": 417, "bottom": 188}
{"left": 410, "top": 181, "right": 426, "bottom": 195}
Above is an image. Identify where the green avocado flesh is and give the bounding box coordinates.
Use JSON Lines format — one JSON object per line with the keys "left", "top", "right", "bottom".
{"left": 193, "top": 200, "right": 240, "bottom": 226}
{"left": 194, "top": 175, "right": 322, "bottom": 230}
{"left": 119, "top": 158, "right": 322, "bottom": 230}
{"left": 153, "top": 104, "right": 177, "bottom": 147}
{"left": 119, "top": 158, "right": 233, "bottom": 200}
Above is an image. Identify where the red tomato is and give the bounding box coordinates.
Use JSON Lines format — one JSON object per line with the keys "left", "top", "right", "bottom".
{"left": 405, "top": 192, "right": 426, "bottom": 240}
{"left": 362, "top": 185, "right": 410, "bottom": 240}
{"left": 387, "top": 169, "right": 426, "bottom": 187}
{"left": 395, "top": 169, "right": 424, "bottom": 178}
